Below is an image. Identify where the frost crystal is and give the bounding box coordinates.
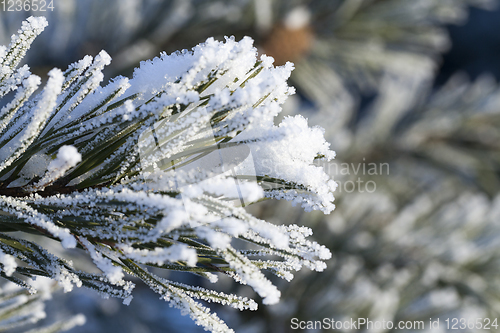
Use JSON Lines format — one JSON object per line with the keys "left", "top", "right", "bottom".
{"left": 0, "top": 17, "right": 335, "bottom": 332}
{"left": 33, "top": 145, "right": 81, "bottom": 190}
{"left": 0, "top": 249, "right": 17, "bottom": 276}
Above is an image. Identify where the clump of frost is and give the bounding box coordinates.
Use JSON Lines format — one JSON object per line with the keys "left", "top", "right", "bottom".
{"left": 34, "top": 145, "right": 81, "bottom": 190}
{"left": 79, "top": 237, "right": 124, "bottom": 285}
{"left": 242, "top": 115, "right": 337, "bottom": 212}
{"left": 0, "top": 249, "right": 17, "bottom": 276}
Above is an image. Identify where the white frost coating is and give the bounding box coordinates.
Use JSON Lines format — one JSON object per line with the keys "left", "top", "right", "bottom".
{"left": 0, "top": 196, "right": 77, "bottom": 248}
{"left": 165, "top": 279, "right": 258, "bottom": 311}
{"left": 0, "top": 45, "right": 6, "bottom": 60}
{"left": 126, "top": 36, "right": 257, "bottom": 101}
{"left": 0, "top": 74, "right": 40, "bottom": 131}
{"left": 0, "top": 65, "right": 33, "bottom": 98}
{"left": 20, "top": 16, "right": 48, "bottom": 33}
{"left": 120, "top": 244, "right": 197, "bottom": 266}
{"left": 222, "top": 248, "right": 281, "bottom": 305}
{"left": 129, "top": 36, "right": 335, "bottom": 213}
{"left": 79, "top": 237, "right": 124, "bottom": 284}
{"left": 1, "top": 16, "right": 47, "bottom": 69}
{"left": 182, "top": 175, "right": 264, "bottom": 203}
{"left": 34, "top": 145, "right": 81, "bottom": 190}
{"left": 139, "top": 269, "right": 238, "bottom": 332}
{"left": 64, "top": 55, "right": 93, "bottom": 84}
{"left": 69, "top": 75, "right": 130, "bottom": 120}
{"left": 0, "top": 68, "right": 64, "bottom": 174}
{"left": 0, "top": 249, "right": 17, "bottom": 276}
{"left": 49, "top": 145, "right": 82, "bottom": 170}
{"left": 243, "top": 115, "right": 336, "bottom": 212}
{"left": 197, "top": 227, "right": 232, "bottom": 249}
{"left": 94, "top": 49, "right": 112, "bottom": 66}
{"left": 157, "top": 209, "right": 190, "bottom": 235}
{"left": 46, "top": 50, "right": 112, "bottom": 132}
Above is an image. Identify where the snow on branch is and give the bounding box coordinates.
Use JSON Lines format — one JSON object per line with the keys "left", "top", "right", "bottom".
{"left": 0, "top": 17, "right": 336, "bottom": 332}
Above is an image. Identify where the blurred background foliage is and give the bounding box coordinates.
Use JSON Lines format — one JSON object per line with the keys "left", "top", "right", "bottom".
{"left": 1, "top": 0, "right": 500, "bottom": 332}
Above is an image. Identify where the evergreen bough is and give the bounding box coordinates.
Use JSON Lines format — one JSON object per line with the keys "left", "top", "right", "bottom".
{"left": 0, "top": 17, "right": 335, "bottom": 332}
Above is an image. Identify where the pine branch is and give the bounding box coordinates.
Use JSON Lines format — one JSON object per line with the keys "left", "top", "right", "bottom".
{"left": 0, "top": 17, "right": 335, "bottom": 332}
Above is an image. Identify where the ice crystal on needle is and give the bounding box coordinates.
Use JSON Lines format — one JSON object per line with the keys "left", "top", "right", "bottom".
{"left": 0, "top": 17, "right": 335, "bottom": 332}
